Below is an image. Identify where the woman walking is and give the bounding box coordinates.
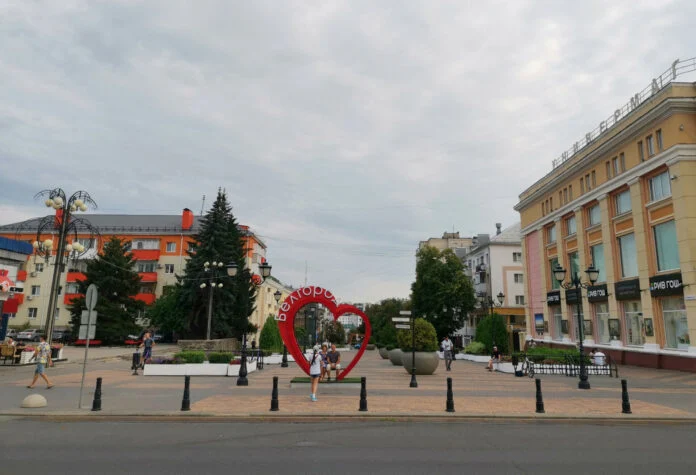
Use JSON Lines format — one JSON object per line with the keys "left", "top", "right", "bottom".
{"left": 309, "top": 348, "right": 321, "bottom": 401}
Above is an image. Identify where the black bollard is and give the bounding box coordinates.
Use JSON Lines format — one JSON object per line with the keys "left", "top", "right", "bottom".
{"left": 281, "top": 345, "right": 288, "bottom": 368}
{"left": 91, "top": 377, "right": 102, "bottom": 412}
{"left": 131, "top": 352, "right": 140, "bottom": 376}
{"left": 535, "top": 378, "right": 545, "bottom": 414}
{"left": 270, "top": 376, "right": 279, "bottom": 412}
{"left": 181, "top": 375, "right": 191, "bottom": 411}
{"left": 359, "top": 377, "right": 368, "bottom": 412}
{"left": 621, "top": 379, "right": 632, "bottom": 414}
{"left": 446, "top": 377, "right": 455, "bottom": 413}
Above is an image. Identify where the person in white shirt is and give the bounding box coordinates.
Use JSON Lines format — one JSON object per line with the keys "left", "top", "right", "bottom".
{"left": 441, "top": 336, "right": 453, "bottom": 371}
{"left": 592, "top": 349, "right": 606, "bottom": 366}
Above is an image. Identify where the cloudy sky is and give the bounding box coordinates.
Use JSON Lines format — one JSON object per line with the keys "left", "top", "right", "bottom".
{"left": 1, "top": 0, "right": 695, "bottom": 303}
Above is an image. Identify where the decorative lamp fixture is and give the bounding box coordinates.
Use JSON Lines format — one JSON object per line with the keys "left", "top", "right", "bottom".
{"left": 497, "top": 292, "right": 505, "bottom": 305}
{"left": 259, "top": 261, "right": 272, "bottom": 278}
{"left": 226, "top": 262, "right": 238, "bottom": 277}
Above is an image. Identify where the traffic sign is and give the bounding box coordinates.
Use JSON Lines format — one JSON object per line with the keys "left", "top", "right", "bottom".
{"left": 85, "top": 284, "right": 98, "bottom": 311}
{"left": 78, "top": 324, "right": 96, "bottom": 340}
{"left": 80, "top": 310, "right": 98, "bottom": 325}
{"left": 399, "top": 310, "right": 412, "bottom": 316}
{"left": 391, "top": 317, "right": 411, "bottom": 323}
{"left": 395, "top": 324, "right": 411, "bottom": 330}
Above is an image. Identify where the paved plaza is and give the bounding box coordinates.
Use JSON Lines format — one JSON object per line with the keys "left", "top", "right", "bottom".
{"left": 1, "top": 346, "right": 695, "bottom": 420}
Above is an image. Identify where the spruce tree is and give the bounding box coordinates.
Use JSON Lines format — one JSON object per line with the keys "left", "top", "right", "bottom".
{"left": 68, "top": 237, "right": 144, "bottom": 344}
{"left": 176, "top": 189, "right": 257, "bottom": 339}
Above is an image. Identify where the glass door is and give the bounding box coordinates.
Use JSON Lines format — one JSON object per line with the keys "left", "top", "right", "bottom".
{"left": 552, "top": 306, "right": 562, "bottom": 340}
{"left": 595, "top": 303, "right": 610, "bottom": 344}
{"left": 663, "top": 297, "right": 689, "bottom": 349}
{"left": 624, "top": 300, "right": 644, "bottom": 346}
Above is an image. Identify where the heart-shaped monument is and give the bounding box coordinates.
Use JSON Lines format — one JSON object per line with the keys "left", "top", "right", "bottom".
{"left": 275, "top": 286, "right": 371, "bottom": 380}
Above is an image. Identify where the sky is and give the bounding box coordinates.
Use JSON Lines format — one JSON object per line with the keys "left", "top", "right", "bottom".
{"left": 1, "top": 0, "right": 695, "bottom": 303}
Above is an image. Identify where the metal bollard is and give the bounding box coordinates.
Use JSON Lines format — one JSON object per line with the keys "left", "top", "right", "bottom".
{"left": 281, "top": 345, "right": 288, "bottom": 368}
{"left": 131, "top": 352, "right": 141, "bottom": 376}
{"left": 535, "top": 378, "right": 545, "bottom": 414}
{"left": 621, "top": 379, "right": 632, "bottom": 414}
{"left": 446, "top": 377, "right": 455, "bottom": 413}
{"left": 359, "top": 377, "right": 367, "bottom": 412}
{"left": 181, "top": 375, "right": 191, "bottom": 411}
{"left": 91, "top": 377, "right": 102, "bottom": 412}
{"left": 270, "top": 376, "right": 279, "bottom": 412}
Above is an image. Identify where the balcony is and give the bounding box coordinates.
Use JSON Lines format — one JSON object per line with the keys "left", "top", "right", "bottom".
{"left": 132, "top": 249, "right": 161, "bottom": 261}
{"left": 135, "top": 293, "right": 156, "bottom": 305}
{"left": 67, "top": 272, "right": 87, "bottom": 283}
{"left": 16, "top": 270, "right": 27, "bottom": 282}
{"left": 139, "top": 272, "right": 158, "bottom": 283}
{"left": 64, "top": 293, "right": 82, "bottom": 305}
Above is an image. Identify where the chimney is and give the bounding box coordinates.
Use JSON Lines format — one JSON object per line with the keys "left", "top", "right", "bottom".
{"left": 495, "top": 223, "right": 502, "bottom": 235}
{"left": 182, "top": 208, "right": 194, "bottom": 231}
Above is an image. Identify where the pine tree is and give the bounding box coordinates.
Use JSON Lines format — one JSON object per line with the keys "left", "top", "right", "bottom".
{"left": 68, "top": 237, "right": 144, "bottom": 344}
{"left": 175, "top": 189, "right": 257, "bottom": 339}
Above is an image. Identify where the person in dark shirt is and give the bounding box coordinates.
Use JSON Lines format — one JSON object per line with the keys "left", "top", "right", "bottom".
{"left": 487, "top": 345, "right": 501, "bottom": 372}
{"left": 325, "top": 344, "right": 341, "bottom": 380}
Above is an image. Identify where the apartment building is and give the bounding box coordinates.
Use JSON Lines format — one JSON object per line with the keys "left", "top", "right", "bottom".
{"left": 515, "top": 59, "right": 696, "bottom": 370}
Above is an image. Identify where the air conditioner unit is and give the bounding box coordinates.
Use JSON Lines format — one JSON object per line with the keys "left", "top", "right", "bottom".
{"left": 30, "top": 272, "right": 38, "bottom": 277}
{"left": 27, "top": 295, "right": 34, "bottom": 300}
{"left": 156, "top": 264, "right": 163, "bottom": 269}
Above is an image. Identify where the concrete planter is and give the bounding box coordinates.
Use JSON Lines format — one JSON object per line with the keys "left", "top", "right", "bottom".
{"left": 144, "top": 365, "right": 187, "bottom": 376}
{"left": 143, "top": 360, "right": 257, "bottom": 376}
{"left": 378, "top": 347, "right": 389, "bottom": 359}
{"left": 401, "top": 351, "right": 440, "bottom": 375}
{"left": 366, "top": 344, "right": 376, "bottom": 350}
{"left": 186, "top": 363, "right": 229, "bottom": 376}
{"left": 228, "top": 360, "right": 257, "bottom": 376}
{"left": 388, "top": 348, "right": 403, "bottom": 366}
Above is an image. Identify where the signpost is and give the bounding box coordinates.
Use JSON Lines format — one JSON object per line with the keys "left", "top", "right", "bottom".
{"left": 392, "top": 310, "right": 417, "bottom": 388}
{"left": 78, "top": 284, "right": 98, "bottom": 409}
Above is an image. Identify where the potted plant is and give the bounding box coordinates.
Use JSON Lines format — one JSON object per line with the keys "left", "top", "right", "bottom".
{"left": 387, "top": 344, "right": 403, "bottom": 366}
{"left": 378, "top": 343, "right": 390, "bottom": 360}
{"left": 398, "top": 318, "right": 440, "bottom": 375}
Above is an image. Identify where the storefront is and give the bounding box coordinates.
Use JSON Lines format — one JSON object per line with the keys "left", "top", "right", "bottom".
{"left": 650, "top": 273, "right": 689, "bottom": 350}
{"left": 587, "top": 284, "right": 608, "bottom": 344}
{"left": 614, "top": 279, "right": 641, "bottom": 346}
{"left": 565, "top": 287, "right": 582, "bottom": 341}
{"left": 546, "top": 291, "right": 562, "bottom": 340}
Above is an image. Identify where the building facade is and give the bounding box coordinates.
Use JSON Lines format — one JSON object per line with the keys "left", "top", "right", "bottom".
{"left": 515, "top": 69, "right": 696, "bottom": 370}
{"left": 418, "top": 232, "right": 474, "bottom": 253}
{"left": 0, "top": 236, "right": 34, "bottom": 339}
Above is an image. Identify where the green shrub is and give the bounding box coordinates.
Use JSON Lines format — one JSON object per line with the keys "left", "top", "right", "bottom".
{"left": 475, "top": 313, "right": 509, "bottom": 353}
{"left": 208, "top": 352, "right": 233, "bottom": 364}
{"left": 397, "top": 318, "right": 438, "bottom": 352}
{"left": 386, "top": 344, "right": 395, "bottom": 351}
{"left": 174, "top": 351, "right": 206, "bottom": 364}
{"left": 463, "top": 341, "right": 487, "bottom": 355}
{"left": 259, "top": 316, "right": 284, "bottom": 353}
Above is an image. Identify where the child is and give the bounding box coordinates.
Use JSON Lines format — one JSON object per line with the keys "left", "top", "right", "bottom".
{"left": 309, "top": 349, "right": 321, "bottom": 401}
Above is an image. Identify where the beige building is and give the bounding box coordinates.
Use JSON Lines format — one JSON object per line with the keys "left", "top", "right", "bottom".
{"left": 515, "top": 59, "right": 696, "bottom": 371}
{"left": 419, "top": 232, "right": 474, "bottom": 254}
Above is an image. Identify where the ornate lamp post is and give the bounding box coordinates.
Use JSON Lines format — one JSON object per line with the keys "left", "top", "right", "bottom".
{"left": 31, "top": 189, "right": 98, "bottom": 344}
{"left": 486, "top": 292, "right": 505, "bottom": 318}
{"left": 274, "top": 290, "right": 288, "bottom": 368}
{"left": 553, "top": 264, "right": 599, "bottom": 390}
{"left": 200, "top": 261, "right": 237, "bottom": 341}
{"left": 238, "top": 260, "right": 272, "bottom": 386}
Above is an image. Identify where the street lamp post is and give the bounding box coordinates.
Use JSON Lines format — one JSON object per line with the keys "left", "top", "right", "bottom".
{"left": 32, "top": 189, "right": 98, "bottom": 345}
{"left": 237, "top": 260, "right": 272, "bottom": 386}
{"left": 200, "top": 261, "right": 237, "bottom": 341}
{"left": 553, "top": 264, "right": 599, "bottom": 390}
{"left": 274, "top": 290, "right": 288, "bottom": 368}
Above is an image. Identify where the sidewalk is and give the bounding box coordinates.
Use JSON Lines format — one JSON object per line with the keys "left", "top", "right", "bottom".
{"left": 2, "top": 348, "right": 695, "bottom": 421}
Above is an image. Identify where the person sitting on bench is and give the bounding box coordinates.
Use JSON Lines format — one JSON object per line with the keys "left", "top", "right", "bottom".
{"left": 325, "top": 343, "right": 341, "bottom": 380}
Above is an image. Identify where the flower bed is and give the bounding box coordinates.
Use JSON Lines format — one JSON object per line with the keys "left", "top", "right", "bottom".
{"left": 74, "top": 339, "right": 102, "bottom": 347}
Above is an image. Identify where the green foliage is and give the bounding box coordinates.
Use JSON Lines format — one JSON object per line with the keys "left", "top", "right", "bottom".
{"left": 208, "top": 352, "right": 233, "bottom": 363}
{"left": 174, "top": 351, "right": 206, "bottom": 363}
{"left": 397, "top": 318, "right": 439, "bottom": 352}
{"left": 463, "top": 341, "right": 487, "bottom": 355}
{"left": 68, "top": 237, "right": 144, "bottom": 345}
{"left": 173, "top": 190, "right": 258, "bottom": 339}
{"left": 386, "top": 344, "right": 395, "bottom": 351}
{"left": 411, "top": 246, "right": 476, "bottom": 340}
{"left": 365, "top": 298, "right": 410, "bottom": 348}
{"left": 259, "top": 316, "right": 284, "bottom": 353}
{"left": 147, "top": 288, "right": 187, "bottom": 336}
{"left": 475, "top": 313, "right": 509, "bottom": 354}
{"left": 518, "top": 347, "right": 587, "bottom": 364}
{"left": 324, "top": 320, "right": 346, "bottom": 344}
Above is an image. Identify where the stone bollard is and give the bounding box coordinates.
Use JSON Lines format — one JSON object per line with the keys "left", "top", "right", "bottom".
{"left": 181, "top": 375, "right": 191, "bottom": 411}
{"left": 91, "top": 377, "right": 102, "bottom": 412}
{"left": 359, "top": 377, "right": 367, "bottom": 412}
{"left": 535, "top": 378, "right": 545, "bottom": 414}
{"left": 270, "top": 376, "right": 279, "bottom": 412}
{"left": 132, "top": 352, "right": 141, "bottom": 376}
{"left": 446, "top": 377, "right": 455, "bottom": 413}
{"left": 621, "top": 379, "right": 632, "bottom": 414}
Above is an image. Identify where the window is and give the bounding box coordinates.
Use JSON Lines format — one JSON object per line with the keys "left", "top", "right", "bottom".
{"left": 654, "top": 220, "right": 680, "bottom": 271}
{"left": 656, "top": 129, "right": 663, "bottom": 151}
{"left": 638, "top": 141, "right": 644, "bottom": 162}
{"left": 569, "top": 185, "right": 573, "bottom": 200}
{"left": 646, "top": 135, "right": 654, "bottom": 156}
{"left": 547, "top": 224, "right": 556, "bottom": 243}
{"left": 662, "top": 297, "right": 688, "bottom": 349}
{"left": 28, "top": 308, "right": 38, "bottom": 319}
{"left": 541, "top": 202, "right": 545, "bottom": 216}
{"left": 591, "top": 171, "right": 596, "bottom": 188}
{"left": 31, "top": 285, "right": 40, "bottom": 296}
{"left": 612, "top": 156, "right": 619, "bottom": 176}
{"left": 564, "top": 188, "right": 568, "bottom": 204}
{"left": 164, "top": 264, "right": 175, "bottom": 274}
{"left": 550, "top": 257, "right": 560, "bottom": 290}
{"left": 552, "top": 306, "right": 563, "bottom": 340}
{"left": 568, "top": 251, "right": 579, "bottom": 278}
{"left": 620, "top": 153, "right": 626, "bottom": 172}
{"left": 580, "top": 177, "right": 585, "bottom": 194}
{"left": 133, "top": 239, "right": 160, "bottom": 250}
{"left": 166, "top": 242, "right": 176, "bottom": 252}
{"left": 585, "top": 174, "right": 590, "bottom": 189}
{"left": 514, "top": 273, "right": 524, "bottom": 283}
{"left": 595, "top": 303, "right": 610, "bottom": 344}
{"left": 54, "top": 308, "right": 60, "bottom": 321}
{"left": 649, "top": 171, "right": 671, "bottom": 201}
{"left": 139, "top": 286, "right": 155, "bottom": 294}
{"left": 136, "top": 261, "right": 158, "bottom": 273}
{"left": 513, "top": 252, "right": 522, "bottom": 262}
{"left": 588, "top": 205, "right": 601, "bottom": 226}
{"left": 550, "top": 197, "right": 553, "bottom": 211}
{"left": 590, "top": 244, "right": 606, "bottom": 282}
{"left": 605, "top": 161, "right": 611, "bottom": 180}
{"left": 35, "top": 263, "right": 44, "bottom": 273}
{"left": 615, "top": 190, "right": 632, "bottom": 215}
{"left": 515, "top": 295, "right": 525, "bottom": 305}
{"left": 566, "top": 216, "right": 576, "bottom": 236}
{"left": 624, "top": 300, "right": 644, "bottom": 346}
{"left": 618, "top": 233, "right": 638, "bottom": 278}
{"left": 187, "top": 242, "right": 196, "bottom": 252}
{"left": 66, "top": 283, "right": 80, "bottom": 294}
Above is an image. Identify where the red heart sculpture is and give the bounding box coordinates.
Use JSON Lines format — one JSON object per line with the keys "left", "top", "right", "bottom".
{"left": 276, "top": 286, "right": 371, "bottom": 380}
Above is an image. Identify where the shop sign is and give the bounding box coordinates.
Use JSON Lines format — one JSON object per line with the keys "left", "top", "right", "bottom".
{"left": 614, "top": 279, "right": 641, "bottom": 301}
{"left": 546, "top": 291, "right": 561, "bottom": 305}
{"left": 565, "top": 288, "right": 581, "bottom": 304}
{"left": 587, "top": 284, "right": 608, "bottom": 302}
{"left": 649, "top": 273, "right": 683, "bottom": 297}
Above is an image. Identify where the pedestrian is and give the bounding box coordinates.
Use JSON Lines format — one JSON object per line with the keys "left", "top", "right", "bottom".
{"left": 309, "top": 348, "right": 322, "bottom": 401}
{"left": 27, "top": 336, "right": 54, "bottom": 389}
{"left": 441, "top": 336, "right": 453, "bottom": 371}
{"left": 487, "top": 345, "right": 501, "bottom": 372}
{"left": 319, "top": 344, "right": 329, "bottom": 382}
{"left": 139, "top": 331, "right": 155, "bottom": 368}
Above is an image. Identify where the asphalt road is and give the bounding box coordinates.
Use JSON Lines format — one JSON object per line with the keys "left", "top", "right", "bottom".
{"left": 2, "top": 419, "right": 695, "bottom": 474}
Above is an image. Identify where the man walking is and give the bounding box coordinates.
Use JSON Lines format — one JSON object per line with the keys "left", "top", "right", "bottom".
{"left": 139, "top": 331, "right": 155, "bottom": 368}
{"left": 441, "top": 336, "right": 453, "bottom": 371}
{"left": 27, "top": 336, "right": 54, "bottom": 389}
